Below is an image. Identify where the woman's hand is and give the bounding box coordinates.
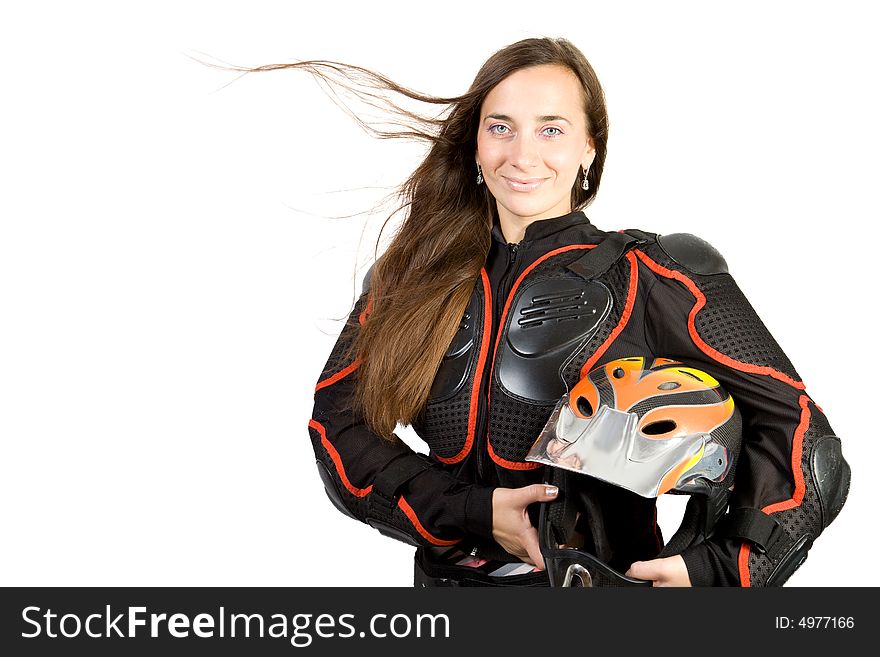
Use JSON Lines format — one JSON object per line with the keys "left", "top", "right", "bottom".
{"left": 491, "top": 484, "right": 559, "bottom": 569}
{"left": 625, "top": 555, "right": 692, "bottom": 587}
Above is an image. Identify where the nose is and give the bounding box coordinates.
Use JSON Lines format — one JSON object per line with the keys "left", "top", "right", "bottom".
{"left": 509, "top": 134, "right": 540, "bottom": 170}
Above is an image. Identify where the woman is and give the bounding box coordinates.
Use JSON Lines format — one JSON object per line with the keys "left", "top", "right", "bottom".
{"left": 305, "top": 38, "right": 849, "bottom": 586}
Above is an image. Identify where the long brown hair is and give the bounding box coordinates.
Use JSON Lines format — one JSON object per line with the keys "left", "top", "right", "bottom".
{"left": 245, "top": 38, "right": 609, "bottom": 438}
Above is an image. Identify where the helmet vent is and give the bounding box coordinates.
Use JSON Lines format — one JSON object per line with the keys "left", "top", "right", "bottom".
{"left": 679, "top": 370, "right": 704, "bottom": 382}
{"left": 658, "top": 381, "right": 681, "bottom": 391}
{"left": 642, "top": 420, "right": 677, "bottom": 435}
{"left": 576, "top": 396, "right": 594, "bottom": 417}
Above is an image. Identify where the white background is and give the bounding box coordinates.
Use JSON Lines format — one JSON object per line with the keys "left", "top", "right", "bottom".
{"left": 1, "top": 1, "right": 876, "bottom": 586}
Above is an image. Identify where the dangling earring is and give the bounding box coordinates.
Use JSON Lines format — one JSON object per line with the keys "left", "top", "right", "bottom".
{"left": 476, "top": 163, "right": 483, "bottom": 185}
{"left": 581, "top": 167, "right": 590, "bottom": 191}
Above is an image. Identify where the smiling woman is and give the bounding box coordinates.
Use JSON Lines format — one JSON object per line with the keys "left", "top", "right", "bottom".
{"left": 476, "top": 65, "right": 597, "bottom": 242}
{"left": 274, "top": 37, "right": 850, "bottom": 587}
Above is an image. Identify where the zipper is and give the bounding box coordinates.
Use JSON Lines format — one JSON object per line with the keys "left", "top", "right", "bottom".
{"left": 474, "top": 241, "right": 520, "bottom": 482}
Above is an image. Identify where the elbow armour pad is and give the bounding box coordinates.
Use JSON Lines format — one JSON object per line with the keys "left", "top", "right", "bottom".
{"left": 316, "top": 460, "right": 358, "bottom": 521}
{"left": 315, "top": 460, "right": 424, "bottom": 548}
{"left": 365, "top": 519, "right": 422, "bottom": 547}
{"left": 730, "top": 433, "right": 851, "bottom": 586}
{"left": 811, "top": 435, "right": 850, "bottom": 529}
{"left": 763, "top": 436, "right": 850, "bottom": 586}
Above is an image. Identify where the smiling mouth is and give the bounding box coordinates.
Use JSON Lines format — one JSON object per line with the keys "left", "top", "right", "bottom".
{"left": 503, "top": 176, "right": 547, "bottom": 192}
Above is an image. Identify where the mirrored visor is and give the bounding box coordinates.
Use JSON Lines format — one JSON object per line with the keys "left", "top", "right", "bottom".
{"left": 525, "top": 394, "right": 723, "bottom": 497}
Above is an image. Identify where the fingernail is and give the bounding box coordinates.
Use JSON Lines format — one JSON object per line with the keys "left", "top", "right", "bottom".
{"left": 545, "top": 486, "right": 558, "bottom": 496}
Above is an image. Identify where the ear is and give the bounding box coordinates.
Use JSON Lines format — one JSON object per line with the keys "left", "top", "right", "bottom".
{"left": 583, "top": 136, "right": 596, "bottom": 171}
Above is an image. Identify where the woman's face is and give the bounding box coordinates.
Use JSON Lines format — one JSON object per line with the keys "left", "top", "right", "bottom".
{"left": 476, "top": 64, "right": 596, "bottom": 231}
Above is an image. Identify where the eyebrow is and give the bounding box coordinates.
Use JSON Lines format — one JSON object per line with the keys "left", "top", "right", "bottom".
{"left": 483, "top": 113, "right": 572, "bottom": 124}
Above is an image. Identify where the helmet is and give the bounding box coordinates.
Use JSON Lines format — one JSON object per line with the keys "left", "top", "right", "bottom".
{"left": 526, "top": 356, "right": 742, "bottom": 586}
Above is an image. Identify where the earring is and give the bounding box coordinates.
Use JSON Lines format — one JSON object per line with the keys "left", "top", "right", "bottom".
{"left": 581, "top": 168, "right": 590, "bottom": 191}
{"left": 476, "top": 163, "right": 483, "bottom": 185}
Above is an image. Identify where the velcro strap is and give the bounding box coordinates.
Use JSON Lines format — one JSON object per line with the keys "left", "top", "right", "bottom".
{"left": 566, "top": 232, "right": 644, "bottom": 280}
{"left": 622, "top": 229, "right": 655, "bottom": 242}
{"left": 717, "top": 508, "right": 786, "bottom": 558}
{"left": 368, "top": 454, "right": 433, "bottom": 523}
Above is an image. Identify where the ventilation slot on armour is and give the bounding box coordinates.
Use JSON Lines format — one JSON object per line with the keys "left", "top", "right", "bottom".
{"left": 518, "top": 289, "right": 592, "bottom": 328}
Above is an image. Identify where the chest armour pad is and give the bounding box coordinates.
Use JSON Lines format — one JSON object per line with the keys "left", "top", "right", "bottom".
{"left": 428, "top": 289, "right": 482, "bottom": 402}
{"left": 417, "top": 286, "right": 485, "bottom": 461}
{"left": 496, "top": 277, "right": 612, "bottom": 403}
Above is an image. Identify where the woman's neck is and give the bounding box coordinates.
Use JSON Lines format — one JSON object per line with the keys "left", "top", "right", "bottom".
{"left": 497, "top": 205, "right": 574, "bottom": 244}
{"left": 499, "top": 217, "right": 527, "bottom": 244}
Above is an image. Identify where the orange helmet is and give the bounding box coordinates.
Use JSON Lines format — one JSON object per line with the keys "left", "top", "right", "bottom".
{"left": 527, "top": 357, "right": 742, "bottom": 586}
{"left": 528, "top": 356, "right": 740, "bottom": 497}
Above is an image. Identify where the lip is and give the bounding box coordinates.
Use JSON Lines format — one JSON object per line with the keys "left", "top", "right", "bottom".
{"left": 503, "top": 176, "right": 548, "bottom": 192}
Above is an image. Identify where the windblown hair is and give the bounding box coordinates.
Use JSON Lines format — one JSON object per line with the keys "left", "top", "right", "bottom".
{"left": 250, "top": 38, "right": 609, "bottom": 438}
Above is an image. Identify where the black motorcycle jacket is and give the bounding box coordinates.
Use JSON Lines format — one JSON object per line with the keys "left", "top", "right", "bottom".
{"left": 308, "top": 209, "right": 850, "bottom": 586}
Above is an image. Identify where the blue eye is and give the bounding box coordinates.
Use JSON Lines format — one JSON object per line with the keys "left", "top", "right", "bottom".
{"left": 543, "top": 127, "right": 563, "bottom": 137}
{"left": 488, "top": 124, "right": 510, "bottom": 135}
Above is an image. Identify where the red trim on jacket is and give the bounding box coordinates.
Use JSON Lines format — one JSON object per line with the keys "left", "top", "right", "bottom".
{"left": 308, "top": 418, "right": 372, "bottom": 497}
{"left": 436, "top": 269, "right": 492, "bottom": 465}
{"left": 738, "top": 548, "right": 751, "bottom": 587}
{"left": 486, "top": 440, "right": 541, "bottom": 470}
{"left": 634, "top": 250, "right": 805, "bottom": 390}
{"left": 764, "top": 394, "right": 811, "bottom": 513}
{"left": 358, "top": 295, "right": 372, "bottom": 325}
{"left": 486, "top": 244, "right": 598, "bottom": 470}
{"left": 309, "top": 418, "right": 461, "bottom": 547}
{"left": 314, "top": 292, "right": 372, "bottom": 393}
{"left": 315, "top": 358, "right": 361, "bottom": 393}
{"left": 398, "top": 496, "right": 460, "bottom": 546}
{"left": 737, "top": 395, "right": 812, "bottom": 585}
{"left": 580, "top": 251, "right": 639, "bottom": 377}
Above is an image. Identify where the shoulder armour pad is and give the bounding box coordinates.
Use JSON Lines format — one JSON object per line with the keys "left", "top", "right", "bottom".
{"left": 361, "top": 263, "right": 375, "bottom": 295}
{"left": 657, "top": 233, "right": 728, "bottom": 275}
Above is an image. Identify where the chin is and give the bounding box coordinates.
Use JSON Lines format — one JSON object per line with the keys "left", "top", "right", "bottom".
{"left": 499, "top": 196, "right": 562, "bottom": 220}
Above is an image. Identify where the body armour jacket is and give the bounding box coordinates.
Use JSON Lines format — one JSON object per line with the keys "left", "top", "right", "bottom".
{"left": 308, "top": 210, "right": 850, "bottom": 586}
